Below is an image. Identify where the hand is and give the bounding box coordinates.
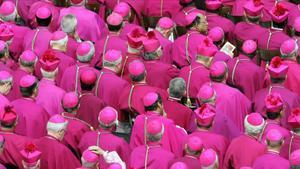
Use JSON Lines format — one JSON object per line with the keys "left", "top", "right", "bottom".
{"left": 88, "top": 146, "right": 104, "bottom": 155}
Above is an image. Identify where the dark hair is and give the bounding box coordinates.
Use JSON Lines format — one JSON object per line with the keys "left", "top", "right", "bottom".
{"left": 272, "top": 20, "right": 286, "bottom": 30}
{"left": 130, "top": 72, "right": 146, "bottom": 82}
{"left": 291, "top": 165, "right": 300, "bottom": 169}
{"left": 80, "top": 81, "right": 95, "bottom": 91}
{"left": 242, "top": 51, "right": 256, "bottom": 59}
{"left": 186, "top": 146, "right": 202, "bottom": 156}
{"left": 0, "top": 50, "right": 5, "bottom": 59}
{"left": 99, "top": 122, "right": 114, "bottom": 130}
{"left": 36, "top": 15, "right": 52, "bottom": 27}
{"left": 210, "top": 72, "right": 227, "bottom": 82}
{"left": 196, "top": 123, "right": 212, "bottom": 129}
{"left": 270, "top": 77, "right": 285, "bottom": 84}
{"left": 144, "top": 94, "right": 162, "bottom": 111}
{"left": 246, "top": 15, "right": 261, "bottom": 23}
{"left": 147, "top": 133, "right": 162, "bottom": 142}
{"left": 295, "top": 31, "right": 300, "bottom": 37}
{"left": 186, "top": 16, "right": 201, "bottom": 30}
{"left": 107, "top": 23, "right": 123, "bottom": 32}
{"left": 266, "top": 111, "right": 280, "bottom": 120}
{"left": 1, "top": 122, "right": 15, "bottom": 128}
{"left": 20, "top": 82, "right": 37, "bottom": 97}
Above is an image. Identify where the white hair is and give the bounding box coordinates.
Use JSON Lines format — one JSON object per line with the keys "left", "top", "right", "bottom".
{"left": 81, "top": 158, "right": 97, "bottom": 168}
{"left": 77, "top": 41, "right": 95, "bottom": 62}
{"left": 61, "top": 14, "right": 78, "bottom": 34}
{"left": 40, "top": 68, "right": 58, "bottom": 79}
{"left": 280, "top": 42, "right": 299, "bottom": 58}
{"left": 46, "top": 121, "right": 68, "bottom": 133}
{"left": 0, "top": 9, "right": 16, "bottom": 22}
{"left": 202, "top": 156, "right": 219, "bottom": 169}
{"left": 50, "top": 35, "right": 68, "bottom": 47}
{"left": 244, "top": 116, "right": 265, "bottom": 134}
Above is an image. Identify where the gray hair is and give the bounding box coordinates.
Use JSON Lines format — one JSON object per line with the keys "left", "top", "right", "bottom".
{"left": 0, "top": 9, "right": 16, "bottom": 22}
{"left": 169, "top": 77, "right": 186, "bottom": 99}
{"left": 41, "top": 68, "right": 58, "bottom": 79}
{"left": 61, "top": 14, "right": 77, "bottom": 34}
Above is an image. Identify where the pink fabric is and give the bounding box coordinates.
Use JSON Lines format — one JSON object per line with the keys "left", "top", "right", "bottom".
{"left": 19, "top": 75, "right": 35, "bottom": 88}
{"left": 233, "top": 22, "right": 266, "bottom": 42}
{"left": 168, "top": 155, "right": 201, "bottom": 169}
{"left": 39, "top": 50, "right": 60, "bottom": 72}
{"left": 153, "top": 30, "right": 173, "bottom": 64}
{"left": 20, "top": 144, "right": 41, "bottom": 166}
{"left": 210, "top": 61, "right": 226, "bottom": 77}
{"left": 35, "top": 135, "right": 81, "bottom": 169}
{"left": 208, "top": 27, "right": 224, "bottom": 42}
{"left": 280, "top": 39, "right": 297, "bottom": 55}
{"left": 187, "top": 136, "right": 203, "bottom": 151}
{"left": 269, "top": 3, "right": 289, "bottom": 23}
{"left": 157, "top": 17, "right": 174, "bottom": 29}
{"left": 11, "top": 98, "right": 50, "bottom": 138}
{"left": 20, "top": 50, "right": 37, "bottom": 63}
{"left": 80, "top": 70, "right": 97, "bottom": 85}
{"left": 66, "top": 36, "right": 79, "bottom": 60}
{"left": 290, "top": 149, "right": 300, "bottom": 166}
{"left": 143, "top": 0, "right": 181, "bottom": 18}
{"left": 257, "top": 28, "right": 290, "bottom": 51}
{"left": 8, "top": 23, "right": 30, "bottom": 60}
{"left": 224, "top": 134, "right": 267, "bottom": 169}
{"left": 197, "top": 38, "right": 218, "bottom": 57}
{"left": 265, "top": 92, "right": 283, "bottom": 113}
{"left": 259, "top": 120, "right": 291, "bottom": 144}
{"left": 242, "top": 40, "right": 257, "bottom": 54}
{"left": 98, "top": 107, "right": 117, "bottom": 125}
{"left": 200, "top": 148, "right": 217, "bottom": 167}
{"left": 243, "top": 0, "right": 264, "bottom": 16}
{"left": 62, "top": 92, "right": 78, "bottom": 109}
{"left": 173, "top": 7, "right": 204, "bottom": 27}
{"left": 143, "top": 92, "right": 159, "bottom": 107}
{"left": 143, "top": 34, "right": 160, "bottom": 53}
{"left": 119, "top": 22, "right": 143, "bottom": 40}
{"left": 10, "top": 68, "right": 30, "bottom": 100}
{"left": 107, "top": 12, "right": 123, "bottom": 26}
{"left": 144, "top": 60, "right": 179, "bottom": 90}
{"left": 104, "top": 49, "right": 122, "bottom": 62}
{"left": 206, "top": 0, "right": 222, "bottom": 11}
{"left": 281, "top": 134, "right": 300, "bottom": 159}
{"left": 252, "top": 152, "right": 290, "bottom": 169}
{"left": 128, "top": 60, "right": 145, "bottom": 76}
{"left": 170, "top": 162, "right": 188, "bottom": 169}
{"left": 147, "top": 119, "right": 163, "bottom": 135}
{"left": 113, "top": 2, "right": 131, "bottom": 17}
{"left": 36, "top": 6, "right": 51, "bottom": 19}
{"left": 78, "top": 129, "right": 131, "bottom": 168}
{"left": 59, "top": 6, "right": 106, "bottom": 42}
{"left": 119, "top": 53, "right": 142, "bottom": 83}
{"left": 266, "top": 129, "right": 283, "bottom": 142}
{"left": 0, "top": 1, "right": 15, "bottom": 16}
{"left": 284, "top": 60, "right": 300, "bottom": 96}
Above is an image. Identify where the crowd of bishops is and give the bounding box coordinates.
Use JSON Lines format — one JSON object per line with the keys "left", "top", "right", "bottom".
{"left": 0, "top": 0, "right": 300, "bottom": 168}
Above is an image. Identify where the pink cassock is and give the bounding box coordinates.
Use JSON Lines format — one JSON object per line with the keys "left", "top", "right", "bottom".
{"left": 153, "top": 30, "right": 173, "bottom": 65}
{"left": 8, "top": 23, "right": 30, "bottom": 60}
{"left": 211, "top": 82, "right": 252, "bottom": 133}
{"left": 0, "top": 94, "right": 9, "bottom": 108}
{"left": 257, "top": 28, "right": 290, "bottom": 51}
{"left": 22, "top": 27, "right": 53, "bottom": 58}
{"left": 179, "top": 62, "right": 210, "bottom": 98}
{"left": 119, "top": 22, "right": 142, "bottom": 40}
{"left": 10, "top": 68, "right": 30, "bottom": 101}
{"left": 91, "top": 33, "right": 127, "bottom": 68}
{"left": 144, "top": 60, "right": 179, "bottom": 90}
{"left": 213, "top": 51, "right": 232, "bottom": 63}
{"left": 28, "top": 1, "right": 60, "bottom": 32}
{"left": 284, "top": 60, "right": 300, "bottom": 96}
{"left": 233, "top": 22, "right": 266, "bottom": 42}
{"left": 4, "top": 0, "right": 38, "bottom": 24}
{"left": 36, "top": 78, "right": 66, "bottom": 116}
{"left": 227, "top": 54, "right": 265, "bottom": 101}
{"left": 120, "top": 53, "right": 143, "bottom": 83}
{"left": 78, "top": 128, "right": 131, "bottom": 168}
{"left": 280, "top": 133, "right": 300, "bottom": 159}
{"left": 11, "top": 98, "right": 50, "bottom": 138}
{"left": 130, "top": 143, "right": 175, "bottom": 169}
{"left": 35, "top": 135, "right": 81, "bottom": 169}
{"left": 66, "top": 36, "right": 79, "bottom": 60}
{"left": 0, "top": 62, "right": 12, "bottom": 74}
{"left": 172, "top": 30, "right": 206, "bottom": 68}
{"left": 253, "top": 85, "right": 300, "bottom": 128}
{"left": 59, "top": 6, "right": 106, "bottom": 42}
{"left": 118, "top": 82, "right": 168, "bottom": 117}
{"left": 168, "top": 156, "right": 201, "bottom": 169}
{"left": 259, "top": 120, "right": 291, "bottom": 143}
{"left": 163, "top": 98, "right": 194, "bottom": 132}
{"left": 130, "top": 112, "right": 187, "bottom": 157}
{"left": 0, "top": 131, "right": 33, "bottom": 168}
{"left": 143, "top": 0, "right": 181, "bottom": 17}
{"left": 224, "top": 134, "right": 267, "bottom": 169}
{"left": 173, "top": 7, "right": 204, "bottom": 27}
{"left": 190, "top": 130, "right": 229, "bottom": 169}
{"left": 231, "top": 0, "right": 248, "bottom": 16}
{"left": 35, "top": 50, "right": 76, "bottom": 85}
{"left": 95, "top": 68, "right": 130, "bottom": 112}
{"left": 206, "top": 12, "right": 235, "bottom": 39}
{"left": 61, "top": 113, "right": 93, "bottom": 158}
{"left": 260, "top": 0, "right": 290, "bottom": 23}
{"left": 287, "top": 3, "right": 300, "bottom": 26}
{"left": 77, "top": 91, "right": 106, "bottom": 129}
{"left": 252, "top": 152, "right": 290, "bottom": 169}
{"left": 60, "top": 63, "right": 99, "bottom": 93}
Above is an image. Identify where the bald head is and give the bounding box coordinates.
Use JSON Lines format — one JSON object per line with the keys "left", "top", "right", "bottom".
{"left": 61, "top": 14, "right": 77, "bottom": 34}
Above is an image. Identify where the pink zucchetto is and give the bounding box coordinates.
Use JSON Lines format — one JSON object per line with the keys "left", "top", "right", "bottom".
{"left": 186, "top": 136, "right": 203, "bottom": 152}
{"left": 243, "top": 0, "right": 264, "bottom": 17}
{"left": 244, "top": 112, "right": 265, "bottom": 134}
{"left": 0, "top": 1, "right": 15, "bottom": 16}
{"left": 62, "top": 92, "right": 79, "bottom": 109}
{"left": 76, "top": 41, "right": 95, "bottom": 62}
{"left": 267, "top": 56, "right": 288, "bottom": 79}
{"left": 265, "top": 92, "right": 283, "bottom": 113}
{"left": 290, "top": 149, "right": 300, "bottom": 166}
{"left": 269, "top": 3, "right": 289, "bottom": 23}
{"left": 170, "top": 162, "right": 188, "bottom": 169}
{"left": 127, "top": 28, "right": 147, "bottom": 48}
{"left": 47, "top": 114, "right": 68, "bottom": 130}
{"left": 19, "top": 75, "right": 36, "bottom": 88}
{"left": 107, "top": 12, "right": 123, "bottom": 26}
{"left": 210, "top": 61, "right": 227, "bottom": 77}
{"left": 98, "top": 107, "right": 118, "bottom": 126}
{"left": 185, "top": 12, "right": 202, "bottom": 26}
{"left": 206, "top": 0, "right": 222, "bottom": 11}
{"left": 80, "top": 70, "right": 97, "bottom": 85}
{"left": 113, "top": 2, "right": 131, "bottom": 18}
{"left": 197, "top": 37, "right": 218, "bottom": 57}
{"left": 200, "top": 148, "right": 218, "bottom": 168}
{"left": 70, "top": 0, "right": 84, "bottom": 5}
{"left": 0, "top": 105, "right": 17, "bottom": 126}
{"left": 0, "top": 71, "right": 12, "bottom": 83}
{"left": 194, "top": 103, "right": 216, "bottom": 126}
{"left": 266, "top": 129, "right": 283, "bottom": 143}
{"left": 128, "top": 60, "right": 145, "bottom": 76}
{"left": 51, "top": 31, "right": 68, "bottom": 44}
{"left": 36, "top": 7, "right": 51, "bottom": 19}
{"left": 143, "top": 92, "right": 159, "bottom": 107}
{"left": 197, "top": 84, "right": 216, "bottom": 103}
{"left": 20, "top": 50, "right": 37, "bottom": 65}
{"left": 293, "top": 17, "right": 300, "bottom": 33}
{"left": 208, "top": 27, "right": 224, "bottom": 42}
{"left": 81, "top": 149, "right": 98, "bottom": 165}
{"left": 288, "top": 108, "right": 300, "bottom": 128}
{"left": 181, "top": 0, "right": 193, "bottom": 3}
{"left": 242, "top": 40, "right": 257, "bottom": 54}
{"left": 20, "top": 143, "right": 42, "bottom": 167}
{"left": 108, "top": 163, "right": 122, "bottom": 169}
{"left": 103, "top": 50, "right": 122, "bottom": 63}
{"left": 146, "top": 119, "right": 163, "bottom": 136}
{"left": 143, "top": 31, "right": 161, "bottom": 53}
{"left": 157, "top": 17, "right": 174, "bottom": 30}
{"left": 280, "top": 39, "right": 298, "bottom": 55}
{"left": 0, "top": 23, "right": 14, "bottom": 41}
{"left": 39, "top": 50, "right": 60, "bottom": 72}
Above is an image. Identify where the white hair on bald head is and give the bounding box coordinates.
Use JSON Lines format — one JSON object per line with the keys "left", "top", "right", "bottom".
{"left": 202, "top": 155, "right": 219, "bottom": 169}
{"left": 61, "top": 14, "right": 78, "bottom": 34}
{"left": 50, "top": 35, "right": 68, "bottom": 47}
{"left": 40, "top": 68, "right": 58, "bottom": 79}
{"left": 46, "top": 121, "right": 68, "bottom": 133}
{"left": 0, "top": 9, "right": 16, "bottom": 22}
{"left": 77, "top": 41, "right": 95, "bottom": 62}
{"left": 81, "top": 158, "right": 97, "bottom": 168}
{"left": 244, "top": 115, "right": 265, "bottom": 134}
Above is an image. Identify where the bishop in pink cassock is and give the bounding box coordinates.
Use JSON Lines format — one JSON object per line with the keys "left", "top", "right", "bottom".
{"left": 19, "top": 142, "right": 42, "bottom": 169}
{"left": 280, "top": 108, "right": 300, "bottom": 159}
{"left": 199, "top": 149, "right": 219, "bottom": 169}
{"left": 224, "top": 113, "right": 267, "bottom": 169}
{"left": 78, "top": 107, "right": 131, "bottom": 168}
{"left": 130, "top": 92, "right": 187, "bottom": 157}
{"left": 36, "top": 50, "right": 66, "bottom": 117}
{"left": 76, "top": 69, "right": 106, "bottom": 129}
{"left": 227, "top": 40, "right": 265, "bottom": 101}
{"left": 59, "top": 0, "right": 106, "bottom": 43}
{"left": 11, "top": 75, "right": 49, "bottom": 138}
{"left": 61, "top": 92, "right": 93, "bottom": 159}
{"left": 253, "top": 129, "right": 290, "bottom": 169}
{"left": 289, "top": 149, "right": 300, "bottom": 169}
{"left": 130, "top": 119, "right": 175, "bottom": 169}
{"left": 23, "top": 6, "right": 53, "bottom": 58}
{"left": 34, "top": 114, "right": 81, "bottom": 169}
{"left": 95, "top": 50, "right": 130, "bottom": 113}
{"left": 190, "top": 104, "right": 229, "bottom": 168}
{"left": 143, "top": 31, "right": 179, "bottom": 90}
